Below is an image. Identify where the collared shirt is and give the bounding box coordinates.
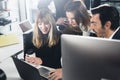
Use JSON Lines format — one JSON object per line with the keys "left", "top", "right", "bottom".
{"left": 109, "top": 27, "right": 120, "bottom": 39}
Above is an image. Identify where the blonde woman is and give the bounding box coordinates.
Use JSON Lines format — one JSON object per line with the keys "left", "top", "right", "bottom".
{"left": 25, "top": 8, "right": 62, "bottom": 80}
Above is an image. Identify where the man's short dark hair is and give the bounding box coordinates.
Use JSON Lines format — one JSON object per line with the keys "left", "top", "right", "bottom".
{"left": 91, "top": 5, "right": 120, "bottom": 30}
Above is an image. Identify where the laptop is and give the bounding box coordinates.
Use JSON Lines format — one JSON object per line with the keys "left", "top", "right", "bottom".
{"left": 12, "top": 50, "right": 51, "bottom": 80}
{"left": 61, "top": 34, "right": 120, "bottom": 80}
{"left": 18, "top": 20, "right": 33, "bottom": 33}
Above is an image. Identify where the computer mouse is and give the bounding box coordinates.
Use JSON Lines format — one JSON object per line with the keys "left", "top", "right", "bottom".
{"left": 0, "top": 69, "right": 6, "bottom": 80}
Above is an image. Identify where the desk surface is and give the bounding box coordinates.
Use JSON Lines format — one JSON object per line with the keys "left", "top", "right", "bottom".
{"left": 0, "top": 57, "right": 22, "bottom": 80}
{"left": 0, "top": 33, "right": 23, "bottom": 62}
{"left": 0, "top": 56, "right": 54, "bottom": 80}
{"left": 0, "top": 33, "right": 23, "bottom": 80}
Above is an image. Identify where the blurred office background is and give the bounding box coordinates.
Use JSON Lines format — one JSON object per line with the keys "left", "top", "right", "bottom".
{"left": 0, "top": 0, "right": 120, "bottom": 34}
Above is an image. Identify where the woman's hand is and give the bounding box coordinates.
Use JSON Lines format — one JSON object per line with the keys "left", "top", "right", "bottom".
{"left": 25, "top": 54, "right": 42, "bottom": 66}
{"left": 56, "top": 17, "right": 65, "bottom": 25}
{"left": 48, "top": 68, "right": 62, "bottom": 80}
{"left": 56, "top": 17, "right": 68, "bottom": 25}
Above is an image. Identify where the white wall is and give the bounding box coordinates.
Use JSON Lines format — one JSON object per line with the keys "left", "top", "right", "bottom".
{"left": 18, "top": 0, "right": 27, "bottom": 21}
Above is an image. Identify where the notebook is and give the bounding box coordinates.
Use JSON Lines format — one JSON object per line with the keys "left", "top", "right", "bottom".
{"left": 12, "top": 50, "right": 52, "bottom": 80}
{"left": 0, "top": 33, "right": 19, "bottom": 47}
{"left": 19, "top": 20, "right": 33, "bottom": 33}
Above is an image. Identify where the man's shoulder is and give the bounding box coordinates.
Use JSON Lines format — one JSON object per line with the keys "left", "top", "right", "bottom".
{"left": 112, "top": 27, "right": 120, "bottom": 40}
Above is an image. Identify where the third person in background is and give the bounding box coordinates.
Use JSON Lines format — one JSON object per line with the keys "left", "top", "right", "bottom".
{"left": 64, "top": 1, "right": 97, "bottom": 36}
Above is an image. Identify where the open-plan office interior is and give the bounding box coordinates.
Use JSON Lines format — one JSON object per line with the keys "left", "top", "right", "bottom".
{"left": 0, "top": 0, "right": 120, "bottom": 80}
{"left": 0, "top": 0, "right": 120, "bottom": 33}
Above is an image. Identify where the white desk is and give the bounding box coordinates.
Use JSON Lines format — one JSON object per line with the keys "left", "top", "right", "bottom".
{"left": 0, "top": 33, "right": 23, "bottom": 62}
{"left": 0, "top": 33, "right": 23, "bottom": 80}
{"left": 0, "top": 57, "right": 22, "bottom": 80}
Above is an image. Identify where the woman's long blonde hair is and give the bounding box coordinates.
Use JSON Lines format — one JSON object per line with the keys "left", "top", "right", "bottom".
{"left": 32, "top": 8, "right": 59, "bottom": 48}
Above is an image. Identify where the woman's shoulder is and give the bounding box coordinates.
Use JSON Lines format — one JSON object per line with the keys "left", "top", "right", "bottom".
{"left": 56, "top": 25, "right": 82, "bottom": 35}
{"left": 89, "top": 32, "right": 97, "bottom": 37}
{"left": 23, "top": 31, "right": 33, "bottom": 38}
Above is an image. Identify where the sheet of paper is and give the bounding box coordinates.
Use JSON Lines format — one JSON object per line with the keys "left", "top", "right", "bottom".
{"left": 0, "top": 33, "right": 20, "bottom": 47}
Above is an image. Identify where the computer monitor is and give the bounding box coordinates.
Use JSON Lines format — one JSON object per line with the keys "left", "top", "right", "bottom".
{"left": 61, "top": 34, "right": 120, "bottom": 80}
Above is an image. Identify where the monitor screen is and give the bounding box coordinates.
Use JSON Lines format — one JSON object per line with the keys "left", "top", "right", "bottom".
{"left": 19, "top": 20, "right": 33, "bottom": 33}
{"left": 61, "top": 34, "right": 120, "bottom": 80}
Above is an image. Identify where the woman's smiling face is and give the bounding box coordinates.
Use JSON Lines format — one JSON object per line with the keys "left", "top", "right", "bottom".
{"left": 38, "top": 22, "right": 51, "bottom": 34}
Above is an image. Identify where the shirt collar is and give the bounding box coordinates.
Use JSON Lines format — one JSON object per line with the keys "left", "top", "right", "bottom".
{"left": 109, "top": 27, "right": 120, "bottom": 39}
